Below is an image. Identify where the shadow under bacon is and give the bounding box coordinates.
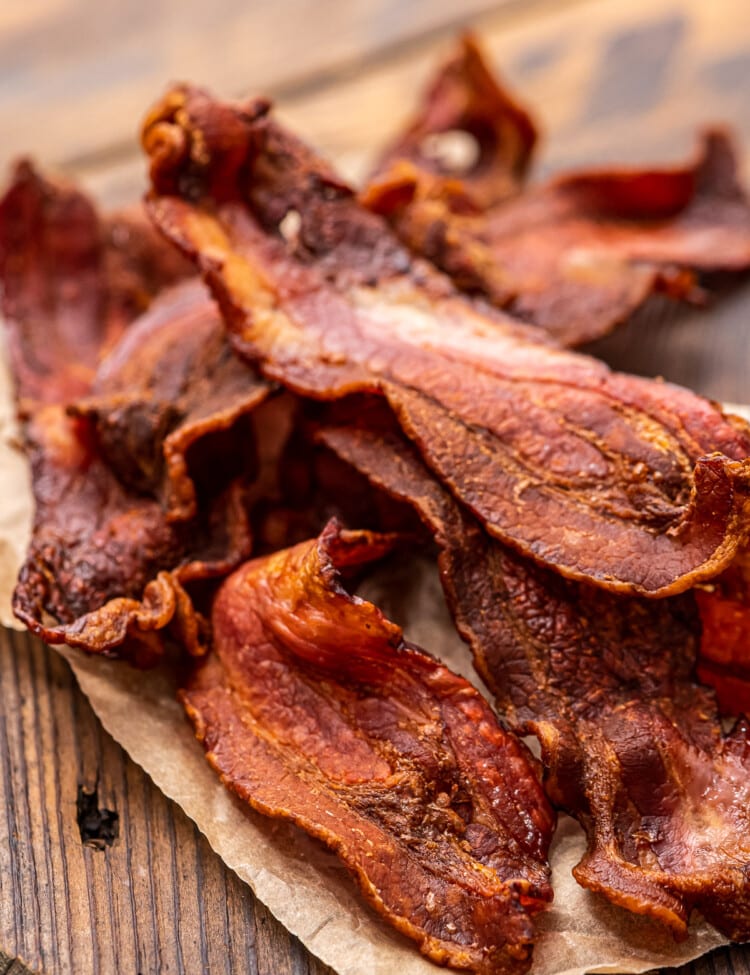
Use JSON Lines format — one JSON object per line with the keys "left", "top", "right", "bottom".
{"left": 363, "top": 36, "right": 750, "bottom": 347}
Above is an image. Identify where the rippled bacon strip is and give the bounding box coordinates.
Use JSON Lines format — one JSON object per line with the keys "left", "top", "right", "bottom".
{"left": 143, "top": 88, "right": 750, "bottom": 596}
{"left": 13, "top": 404, "right": 253, "bottom": 663}
{"left": 0, "top": 165, "right": 258, "bottom": 661}
{"left": 0, "top": 161, "right": 190, "bottom": 405}
{"left": 182, "top": 520, "right": 554, "bottom": 974}
{"left": 74, "top": 278, "right": 271, "bottom": 521}
{"left": 364, "top": 40, "right": 750, "bottom": 346}
{"left": 370, "top": 34, "right": 536, "bottom": 211}
{"left": 317, "top": 414, "right": 750, "bottom": 940}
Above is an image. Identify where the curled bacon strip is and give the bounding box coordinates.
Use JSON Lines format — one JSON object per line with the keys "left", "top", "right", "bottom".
{"left": 317, "top": 414, "right": 750, "bottom": 940}
{"left": 13, "top": 402, "right": 251, "bottom": 663}
{"left": 370, "top": 34, "right": 537, "bottom": 210}
{"left": 0, "top": 161, "right": 190, "bottom": 405}
{"left": 181, "top": 520, "right": 554, "bottom": 975}
{"left": 364, "top": 39, "right": 750, "bottom": 346}
{"left": 142, "top": 87, "right": 750, "bottom": 596}
{"left": 367, "top": 132, "right": 750, "bottom": 347}
{"left": 74, "top": 278, "right": 271, "bottom": 521}
{"left": 0, "top": 165, "right": 257, "bottom": 661}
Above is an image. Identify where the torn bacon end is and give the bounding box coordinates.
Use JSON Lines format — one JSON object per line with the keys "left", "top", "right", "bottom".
{"left": 370, "top": 34, "right": 537, "bottom": 210}
{"left": 181, "top": 521, "right": 554, "bottom": 975}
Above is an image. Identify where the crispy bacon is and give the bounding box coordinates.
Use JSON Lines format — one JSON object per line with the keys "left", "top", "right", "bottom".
{"left": 0, "top": 166, "right": 258, "bottom": 660}
{"left": 317, "top": 415, "right": 750, "bottom": 940}
{"left": 364, "top": 39, "right": 750, "bottom": 346}
{"left": 370, "top": 34, "right": 537, "bottom": 211}
{"left": 142, "top": 87, "right": 750, "bottom": 597}
{"left": 0, "top": 161, "right": 190, "bottom": 405}
{"left": 73, "top": 278, "right": 271, "bottom": 521}
{"left": 181, "top": 520, "right": 554, "bottom": 975}
{"left": 366, "top": 133, "right": 750, "bottom": 347}
{"left": 695, "top": 552, "right": 750, "bottom": 714}
{"left": 13, "top": 403, "right": 251, "bottom": 663}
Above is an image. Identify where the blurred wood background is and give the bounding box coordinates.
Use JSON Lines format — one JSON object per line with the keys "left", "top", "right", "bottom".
{"left": 0, "top": 0, "right": 749, "bottom": 972}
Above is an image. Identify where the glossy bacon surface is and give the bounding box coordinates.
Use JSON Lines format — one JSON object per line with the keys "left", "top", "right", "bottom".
{"left": 181, "top": 521, "right": 554, "bottom": 974}
{"left": 364, "top": 39, "right": 750, "bottom": 346}
{"left": 317, "top": 416, "right": 750, "bottom": 940}
{"left": 143, "top": 88, "right": 750, "bottom": 596}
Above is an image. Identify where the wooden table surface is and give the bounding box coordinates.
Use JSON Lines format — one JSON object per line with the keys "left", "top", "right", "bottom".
{"left": 1, "top": 0, "right": 749, "bottom": 972}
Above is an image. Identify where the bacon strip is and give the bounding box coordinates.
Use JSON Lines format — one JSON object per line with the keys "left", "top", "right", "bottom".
{"left": 0, "top": 165, "right": 259, "bottom": 660}
{"left": 0, "top": 161, "right": 190, "bottom": 405}
{"left": 181, "top": 520, "right": 554, "bottom": 975}
{"left": 364, "top": 40, "right": 750, "bottom": 346}
{"left": 316, "top": 414, "right": 750, "bottom": 940}
{"left": 370, "top": 34, "right": 537, "bottom": 211}
{"left": 74, "top": 278, "right": 271, "bottom": 521}
{"left": 695, "top": 552, "right": 750, "bottom": 714}
{"left": 12, "top": 403, "right": 253, "bottom": 663}
{"left": 142, "top": 88, "right": 750, "bottom": 596}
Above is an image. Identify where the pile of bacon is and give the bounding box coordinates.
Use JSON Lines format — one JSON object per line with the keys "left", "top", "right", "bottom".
{"left": 4, "top": 36, "right": 750, "bottom": 975}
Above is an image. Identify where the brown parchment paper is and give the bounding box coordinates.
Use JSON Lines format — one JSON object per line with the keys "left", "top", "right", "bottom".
{"left": 1, "top": 328, "right": 747, "bottom": 975}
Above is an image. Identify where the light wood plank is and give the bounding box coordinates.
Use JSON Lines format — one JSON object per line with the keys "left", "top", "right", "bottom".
{"left": 73, "top": 0, "right": 750, "bottom": 207}
{"left": 0, "top": 0, "right": 529, "bottom": 175}
{"left": 278, "top": 0, "right": 750, "bottom": 181}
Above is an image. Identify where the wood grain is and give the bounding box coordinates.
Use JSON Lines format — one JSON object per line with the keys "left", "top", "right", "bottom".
{"left": 4, "top": 612, "right": 750, "bottom": 975}
{"left": 0, "top": 0, "right": 534, "bottom": 176}
{"left": 55, "top": 0, "right": 750, "bottom": 205}
{"left": 0, "top": 627, "right": 335, "bottom": 975}
{"left": 0, "top": 0, "right": 749, "bottom": 972}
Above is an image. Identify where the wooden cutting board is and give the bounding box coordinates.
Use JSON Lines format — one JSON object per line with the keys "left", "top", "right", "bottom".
{"left": 0, "top": 0, "right": 749, "bottom": 972}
